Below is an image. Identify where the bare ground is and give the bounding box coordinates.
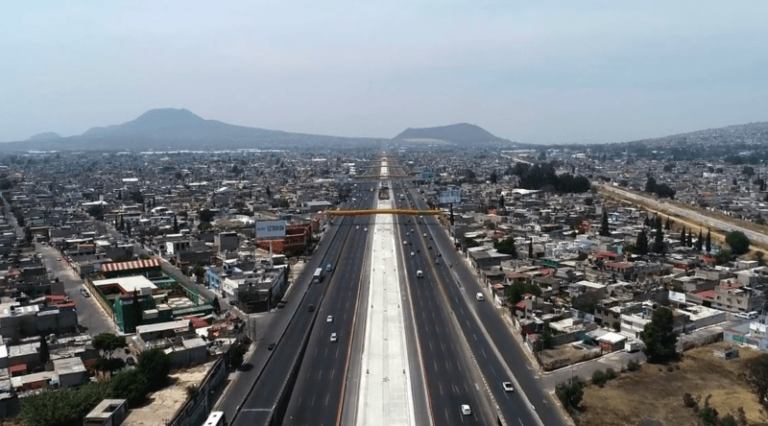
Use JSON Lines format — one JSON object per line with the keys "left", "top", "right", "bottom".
{"left": 573, "top": 342, "right": 768, "bottom": 426}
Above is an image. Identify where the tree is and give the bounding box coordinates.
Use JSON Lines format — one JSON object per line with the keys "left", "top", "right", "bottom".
{"left": 493, "top": 237, "right": 517, "bottom": 257}
{"left": 110, "top": 369, "right": 150, "bottom": 407}
{"left": 20, "top": 383, "right": 109, "bottom": 426}
{"left": 725, "top": 231, "right": 751, "bottom": 255}
{"left": 132, "top": 290, "right": 143, "bottom": 330}
{"left": 746, "top": 354, "right": 768, "bottom": 410}
{"left": 652, "top": 218, "right": 665, "bottom": 254}
{"left": 636, "top": 229, "right": 649, "bottom": 255}
{"left": 125, "top": 220, "right": 132, "bottom": 236}
{"left": 211, "top": 296, "right": 222, "bottom": 315}
{"left": 528, "top": 240, "right": 534, "bottom": 259}
{"left": 665, "top": 216, "right": 672, "bottom": 231}
{"left": 266, "top": 186, "right": 272, "bottom": 198}
{"left": 706, "top": 229, "right": 712, "bottom": 253}
{"left": 199, "top": 209, "right": 215, "bottom": 223}
{"left": 92, "top": 333, "right": 127, "bottom": 360}
{"left": 696, "top": 229, "right": 703, "bottom": 251}
{"left": 640, "top": 307, "right": 678, "bottom": 364}
{"left": 686, "top": 230, "right": 693, "bottom": 247}
{"left": 645, "top": 177, "right": 657, "bottom": 194}
{"left": 137, "top": 348, "right": 172, "bottom": 391}
{"left": 505, "top": 280, "right": 542, "bottom": 305}
{"left": 498, "top": 194, "right": 505, "bottom": 214}
{"left": 39, "top": 335, "right": 49, "bottom": 365}
{"left": 599, "top": 211, "right": 611, "bottom": 236}
{"left": 173, "top": 215, "right": 179, "bottom": 233}
{"left": 231, "top": 343, "right": 248, "bottom": 369}
{"left": 680, "top": 227, "right": 686, "bottom": 246}
{"left": 555, "top": 377, "right": 585, "bottom": 412}
{"left": 449, "top": 203, "right": 454, "bottom": 226}
{"left": 490, "top": 171, "right": 498, "bottom": 184}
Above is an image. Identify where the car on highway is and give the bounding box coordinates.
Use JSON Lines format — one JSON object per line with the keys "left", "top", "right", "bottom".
{"left": 356, "top": 226, "right": 359, "bottom": 230}
{"left": 364, "top": 227, "right": 368, "bottom": 231}
{"left": 461, "top": 404, "right": 471, "bottom": 415}
{"left": 330, "top": 333, "right": 338, "bottom": 342}
{"left": 503, "top": 382, "right": 514, "bottom": 392}
{"left": 80, "top": 289, "right": 90, "bottom": 298}
{"left": 268, "top": 343, "right": 276, "bottom": 351}
{"left": 308, "top": 304, "right": 315, "bottom": 312}
{"left": 423, "top": 233, "right": 427, "bottom": 237}
{"left": 435, "top": 258, "right": 439, "bottom": 265}
{"left": 428, "top": 245, "right": 432, "bottom": 250}
{"left": 438, "top": 252, "right": 442, "bottom": 257}
{"left": 406, "top": 232, "right": 409, "bottom": 236}
{"left": 416, "top": 270, "right": 423, "bottom": 278}
{"left": 56, "top": 257, "right": 61, "bottom": 261}
{"left": 476, "top": 293, "right": 484, "bottom": 301}
{"left": 326, "top": 263, "right": 332, "bottom": 272}
{"left": 327, "top": 315, "right": 333, "bottom": 323}
{"left": 410, "top": 251, "right": 415, "bottom": 256}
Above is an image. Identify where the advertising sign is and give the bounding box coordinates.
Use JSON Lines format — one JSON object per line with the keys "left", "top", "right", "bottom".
{"left": 439, "top": 189, "right": 461, "bottom": 204}
{"left": 669, "top": 291, "right": 686, "bottom": 304}
{"left": 421, "top": 168, "right": 436, "bottom": 181}
{"left": 256, "top": 220, "right": 286, "bottom": 238}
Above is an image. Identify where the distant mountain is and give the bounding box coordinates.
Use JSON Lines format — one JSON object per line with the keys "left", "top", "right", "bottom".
{"left": 393, "top": 123, "right": 508, "bottom": 144}
{"left": 623, "top": 121, "right": 768, "bottom": 148}
{"left": 1, "top": 108, "right": 378, "bottom": 151}
{"left": 28, "top": 132, "right": 62, "bottom": 142}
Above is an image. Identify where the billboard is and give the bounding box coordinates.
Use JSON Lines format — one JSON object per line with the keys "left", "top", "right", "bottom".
{"left": 669, "top": 291, "right": 686, "bottom": 304}
{"left": 439, "top": 189, "right": 461, "bottom": 204}
{"left": 256, "top": 220, "right": 286, "bottom": 238}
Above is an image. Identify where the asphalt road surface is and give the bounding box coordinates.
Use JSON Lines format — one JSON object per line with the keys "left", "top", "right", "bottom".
{"left": 394, "top": 183, "right": 497, "bottom": 426}
{"left": 283, "top": 185, "right": 378, "bottom": 426}
{"left": 404, "top": 183, "right": 567, "bottom": 426}
{"left": 231, "top": 183, "right": 377, "bottom": 426}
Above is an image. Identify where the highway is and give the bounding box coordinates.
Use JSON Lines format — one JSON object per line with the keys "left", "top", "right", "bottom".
{"left": 230, "top": 183, "right": 376, "bottom": 426}
{"left": 282, "top": 184, "right": 377, "bottom": 426}
{"left": 394, "top": 184, "right": 497, "bottom": 425}
{"left": 397, "top": 181, "right": 568, "bottom": 426}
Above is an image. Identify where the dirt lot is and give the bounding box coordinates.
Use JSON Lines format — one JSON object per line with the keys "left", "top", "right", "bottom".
{"left": 573, "top": 342, "right": 768, "bottom": 426}
{"left": 540, "top": 342, "right": 601, "bottom": 371}
{"left": 123, "top": 361, "right": 216, "bottom": 426}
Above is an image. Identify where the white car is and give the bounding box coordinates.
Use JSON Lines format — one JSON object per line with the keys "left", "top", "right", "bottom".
{"left": 503, "top": 382, "right": 514, "bottom": 392}
{"left": 364, "top": 227, "right": 368, "bottom": 231}
{"left": 410, "top": 252, "right": 415, "bottom": 256}
{"left": 476, "top": 293, "right": 484, "bottom": 301}
{"left": 461, "top": 404, "right": 471, "bottom": 416}
{"left": 330, "top": 333, "right": 338, "bottom": 342}
{"left": 403, "top": 240, "right": 408, "bottom": 245}
{"left": 327, "top": 315, "right": 333, "bottom": 323}
{"left": 423, "top": 233, "right": 427, "bottom": 237}
{"left": 356, "top": 226, "right": 359, "bottom": 230}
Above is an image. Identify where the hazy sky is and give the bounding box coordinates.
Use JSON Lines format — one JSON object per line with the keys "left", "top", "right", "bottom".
{"left": 2, "top": 1, "right": 767, "bottom": 144}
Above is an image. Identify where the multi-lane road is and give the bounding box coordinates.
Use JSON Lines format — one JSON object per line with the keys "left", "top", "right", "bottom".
{"left": 282, "top": 185, "right": 377, "bottom": 425}
{"left": 225, "top": 155, "right": 568, "bottom": 426}
{"left": 230, "top": 182, "right": 377, "bottom": 426}
{"left": 400, "top": 181, "right": 567, "bottom": 426}
{"left": 394, "top": 184, "right": 496, "bottom": 425}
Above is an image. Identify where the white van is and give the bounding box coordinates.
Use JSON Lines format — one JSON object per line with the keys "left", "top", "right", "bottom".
{"left": 416, "top": 270, "right": 424, "bottom": 278}
{"left": 476, "top": 293, "right": 484, "bottom": 301}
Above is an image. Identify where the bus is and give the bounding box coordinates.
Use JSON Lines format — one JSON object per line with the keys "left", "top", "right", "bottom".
{"left": 313, "top": 268, "right": 323, "bottom": 284}
{"left": 204, "top": 411, "right": 226, "bottom": 426}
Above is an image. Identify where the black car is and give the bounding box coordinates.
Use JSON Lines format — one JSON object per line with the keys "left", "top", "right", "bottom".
{"left": 125, "top": 356, "right": 136, "bottom": 366}
{"left": 428, "top": 245, "right": 432, "bottom": 250}
{"left": 268, "top": 343, "right": 276, "bottom": 350}
{"left": 308, "top": 304, "right": 315, "bottom": 312}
